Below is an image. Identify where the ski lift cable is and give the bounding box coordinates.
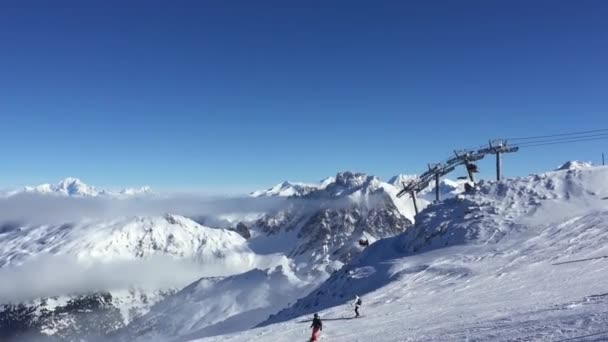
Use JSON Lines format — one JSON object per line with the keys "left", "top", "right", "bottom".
{"left": 507, "top": 128, "right": 608, "bottom": 141}
{"left": 513, "top": 133, "right": 608, "bottom": 147}
{"left": 515, "top": 136, "right": 608, "bottom": 148}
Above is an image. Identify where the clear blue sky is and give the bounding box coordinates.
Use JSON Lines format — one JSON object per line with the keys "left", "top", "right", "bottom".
{"left": 1, "top": 1, "right": 607, "bottom": 192}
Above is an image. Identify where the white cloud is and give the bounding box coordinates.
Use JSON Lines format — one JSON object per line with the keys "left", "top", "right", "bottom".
{"left": 0, "top": 253, "right": 285, "bottom": 303}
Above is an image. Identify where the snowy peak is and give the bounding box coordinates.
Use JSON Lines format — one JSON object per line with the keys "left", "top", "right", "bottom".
{"left": 321, "top": 172, "right": 383, "bottom": 197}
{"left": 251, "top": 177, "right": 337, "bottom": 198}
{"left": 388, "top": 174, "right": 418, "bottom": 187}
{"left": 556, "top": 160, "right": 593, "bottom": 171}
{"left": 333, "top": 172, "right": 378, "bottom": 190}
{"left": 320, "top": 176, "right": 336, "bottom": 187}
{"left": 252, "top": 171, "right": 413, "bottom": 274}
{"left": 251, "top": 172, "right": 384, "bottom": 199}
{"left": 119, "top": 186, "right": 153, "bottom": 196}
{"left": 334, "top": 171, "right": 370, "bottom": 188}
{"left": 19, "top": 177, "right": 152, "bottom": 198}
{"left": 24, "top": 177, "right": 100, "bottom": 197}
{"left": 251, "top": 181, "right": 317, "bottom": 197}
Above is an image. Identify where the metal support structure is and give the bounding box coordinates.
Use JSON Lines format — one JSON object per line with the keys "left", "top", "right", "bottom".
{"left": 603, "top": 152, "right": 605, "bottom": 166}
{"left": 465, "top": 161, "right": 476, "bottom": 183}
{"left": 496, "top": 151, "right": 502, "bottom": 180}
{"left": 396, "top": 138, "right": 518, "bottom": 199}
{"left": 485, "top": 139, "right": 518, "bottom": 181}
{"left": 435, "top": 173, "right": 440, "bottom": 202}
{"left": 411, "top": 190, "right": 419, "bottom": 215}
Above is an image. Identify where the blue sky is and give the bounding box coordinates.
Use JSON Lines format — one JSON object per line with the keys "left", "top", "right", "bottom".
{"left": 1, "top": 1, "right": 607, "bottom": 192}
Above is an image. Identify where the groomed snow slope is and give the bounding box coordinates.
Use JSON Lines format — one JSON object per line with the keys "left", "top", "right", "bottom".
{"left": 193, "top": 166, "right": 608, "bottom": 342}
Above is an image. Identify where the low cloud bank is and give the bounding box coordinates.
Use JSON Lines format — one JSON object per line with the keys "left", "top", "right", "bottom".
{"left": 0, "top": 192, "right": 388, "bottom": 226}
{"left": 0, "top": 252, "right": 287, "bottom": 303}
{"left": 0, "top": 193, "right": 286, "bottom": 226}
{"left": 0, "top": 192, "right": 387, "bottom": 302}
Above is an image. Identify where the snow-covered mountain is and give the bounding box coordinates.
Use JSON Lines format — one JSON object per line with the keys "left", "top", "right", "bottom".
{"left": 13, "top": 177, "right": 153, "bottom": 198}
{"left": 250, "top": 172, "right": 413, "bottom": 276}
{"left": 23, "top": 177, "right": 101, "bottom": 197}
{"left": 112, "top": 172, "right": 416, "bottom": 342}
{"left": 0, "top": 214, "right": 253, "bottom": 268}
{"left": 0, "top": 171, "right": 411, "bottom": 341}
{"left": 250, "top": 181, "right": 315, "bottom": 197}
{"left": 207, "top": 165, "right": 608, "bottom": 342}
{"left": 0, "top": 214, "right": 257, "bottom": 340}
{"left": 250, "top": 177, "right": 334, "bottom": 197}
{"left": 12, "top": 165, "right": 607, "bottom": 342}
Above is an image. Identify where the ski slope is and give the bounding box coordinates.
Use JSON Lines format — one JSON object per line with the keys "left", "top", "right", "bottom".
{"left": 192, "top": 165, "right": 608, "bottom": 342}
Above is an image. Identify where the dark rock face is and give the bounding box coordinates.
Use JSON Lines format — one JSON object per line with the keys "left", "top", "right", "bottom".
{"left": 253, "top": 181, "right": 413, "bottom": 268}
{"left": 234, "top": 222, "right": 252, "bottom": 239}
{"left": 291, "top": 197, "right": 411, "bottom": 263}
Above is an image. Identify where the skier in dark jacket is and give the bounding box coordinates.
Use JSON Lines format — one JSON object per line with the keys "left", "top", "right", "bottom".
{"left": 310, "top": 313, "right": 322, "bottom": 341}
{"left": 354, "top": 295, "right": 362, "bottom": 317}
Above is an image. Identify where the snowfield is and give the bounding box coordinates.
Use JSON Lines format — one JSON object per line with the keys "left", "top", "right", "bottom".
{"left": 190, "top": 165, "right": 608, "bottom": 342}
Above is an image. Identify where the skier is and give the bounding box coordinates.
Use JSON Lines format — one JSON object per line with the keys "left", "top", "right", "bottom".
{"left": 309, "top": 313, "right": 322, "bottom": 341}
{"left": 354, "top": 295, "right": 362, "bottom": 317}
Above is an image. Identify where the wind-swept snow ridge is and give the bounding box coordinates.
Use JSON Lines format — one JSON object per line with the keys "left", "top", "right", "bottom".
{"left": 556, "top": 160, "right": 593, "bottom": 171}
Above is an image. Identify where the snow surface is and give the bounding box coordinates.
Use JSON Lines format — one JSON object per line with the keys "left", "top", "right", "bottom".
{"left": 120, "top": 257, "right": 317, "bottom": 342}
{"left": 188, "top": 166, "right": 608, "bottom": 342}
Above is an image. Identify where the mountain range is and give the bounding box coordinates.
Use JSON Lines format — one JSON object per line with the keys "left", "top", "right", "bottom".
{"left": 3, "top": 162, "right": 598, "bottom": 341}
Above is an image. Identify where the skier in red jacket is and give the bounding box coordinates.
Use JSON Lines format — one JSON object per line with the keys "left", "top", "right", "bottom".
{"left": 309, "top": 313, "right": 322, "bottom": 341}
